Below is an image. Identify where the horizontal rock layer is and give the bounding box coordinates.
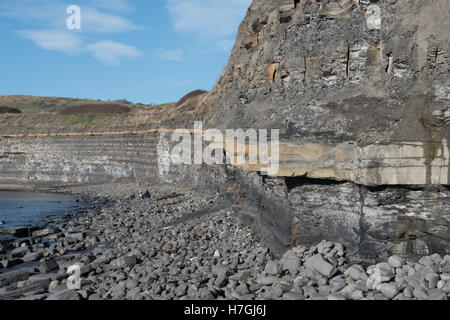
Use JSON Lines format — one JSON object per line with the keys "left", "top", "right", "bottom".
{"left": 2, "top": 131, "right": 449, "bottom": 187}
{"left": 232, "top": 140, "right": 450, "bottom": 186}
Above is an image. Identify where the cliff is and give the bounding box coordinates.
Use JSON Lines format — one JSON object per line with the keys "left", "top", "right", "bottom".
{"left": 0, "top": 0, "right": 449, "bottom": 261}
{"left": 200, "top": 0, "right": 450, "bottom": 260}
{"left": 200, "top": 0, "right": 449, "bottom": 186}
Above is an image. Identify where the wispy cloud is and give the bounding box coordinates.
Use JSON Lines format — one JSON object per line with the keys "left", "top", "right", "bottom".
{"left": 92, "top": 0, "right": 133, "bottom": 13}
{"left": 82, "top": 7, "right": 142, "bottom": 33}
{"left": 154, "top": 48, "right": 183, "bottom": 61}
{"left": 0, "top": 0, "right": 67, "bottom": 25}
{"left": 0, "top": 0, "right": 141, "bottom": 33}
{"left": 1, "top": 0, "right": 144, "bottom": 65}
{"left": 87, "top": 40, "right": 142, "bottom": 66}
{"left": 18, "top": 29, "right": 83, "bottom": 54}
{"left": 166, "top": 0, "right": 251, "bottom": 52}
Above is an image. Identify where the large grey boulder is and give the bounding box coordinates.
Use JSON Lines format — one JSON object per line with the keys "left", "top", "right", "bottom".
{"left": 304, "top": 254, "right": 336, "bottom": 278}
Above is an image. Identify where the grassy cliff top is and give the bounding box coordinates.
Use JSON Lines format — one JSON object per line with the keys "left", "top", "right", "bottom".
{"left": 0, "top": 95, "right": 148, "bottom": 113}
{"left": 0, "top": 92, "right": 208, "bottom": 135}
{"left": 0, "top": 95, "right": 171, "bottom": 135}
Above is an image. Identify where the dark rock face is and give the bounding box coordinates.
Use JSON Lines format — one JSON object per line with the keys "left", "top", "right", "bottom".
{"left": 196, "top": 0, "right": 449, "bottom": 260}
{"left": 203, "top": 0, "right": 449, "bottom": 146}
{"left": 231, "top": 170, "right": 449, "bottom": 261}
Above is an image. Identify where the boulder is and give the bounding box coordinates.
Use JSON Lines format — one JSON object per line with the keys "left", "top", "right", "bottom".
{"left": 305, "top": 254, "right": 337, "bottom": 278}
{"left": 39, "top": 258, "right": 58, "bottom": 273}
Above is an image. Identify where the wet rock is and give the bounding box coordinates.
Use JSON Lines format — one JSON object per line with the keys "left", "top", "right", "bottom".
{"left": 22, "top": 251, "right": 44, "bottom": 263}
{"left": 39, "top": 258, "right": 58, "bottom": 273}
{"left": 10, "top": 246, "right": 30, "bottom": 258}
{"left": 2, "top": 227, "right": 38, "bottom": 238}
{"left": 32, "top": 228, "right": 61, "bottom": 238}
{"left": 1, "top": 258, "right": 23, "bottom": 269}
{"left": 0, "top": 269, "right": 30, "bottom": 286}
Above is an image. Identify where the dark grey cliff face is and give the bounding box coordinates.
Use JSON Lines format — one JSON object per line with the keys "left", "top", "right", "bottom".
{"left": 230, "top": 170, "right": 449, "bottom": 262}
{"left": 198, "top": 0, "right": 450, "bottom": 261}
{"left": 203, "top": 0, "right": 449, "bottom": 146}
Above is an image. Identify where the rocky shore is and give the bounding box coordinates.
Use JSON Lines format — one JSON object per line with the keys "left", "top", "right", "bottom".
{"left": 0, "top": 183, "right": 448, "bottom": 300}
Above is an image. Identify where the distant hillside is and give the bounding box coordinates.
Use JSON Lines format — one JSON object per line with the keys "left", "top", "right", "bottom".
{"left": 0, "top": 95, "right": 146, "bottom": 113}
{"left": 0, "top": 92, "right": 208, "bottom": 135}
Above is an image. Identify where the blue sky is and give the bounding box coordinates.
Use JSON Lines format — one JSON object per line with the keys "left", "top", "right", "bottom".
{"left": 0, "top": 0, "right": 251, "bottom": 104}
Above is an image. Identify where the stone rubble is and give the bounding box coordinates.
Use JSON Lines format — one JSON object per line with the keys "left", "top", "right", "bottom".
{"left": 0, "top": 184, "right": 448, "bottom": 300}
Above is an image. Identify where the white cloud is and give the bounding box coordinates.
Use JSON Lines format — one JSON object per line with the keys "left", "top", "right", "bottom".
{"left": 166, "top": 0, "right": 251, "bottom": 52}
{"left": 87, "top": 40, "right": 142, "bottom": 66}
{"left": 0, "top": 0, "right": 67, "bottom": 25}
{"left": 82, "top": 7, "right": 141, "bottom": 33}
{"left": 19, "top": 30, "right": 141, "bottom": 65}
{"left": 0, "top": 0, "right": 141, "bottom": 33}
{"left": 154, "top": 48, "right": 183, "bottom": 61}
{"left": 167, "top": 0, "right": 251, "bottom": 37}
{"left": 18, "top": 29, "right": 83, "bottom": 54}
{"left": 2, "top": 0, "right": 143, "bottom": 66}
{"left": 91, "top": 0, "right": 133, "bottom": 13}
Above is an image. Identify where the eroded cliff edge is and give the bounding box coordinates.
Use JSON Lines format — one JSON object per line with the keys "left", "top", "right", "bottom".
{"left": 0, "top": 0, "right": 449, "bottom": 262}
